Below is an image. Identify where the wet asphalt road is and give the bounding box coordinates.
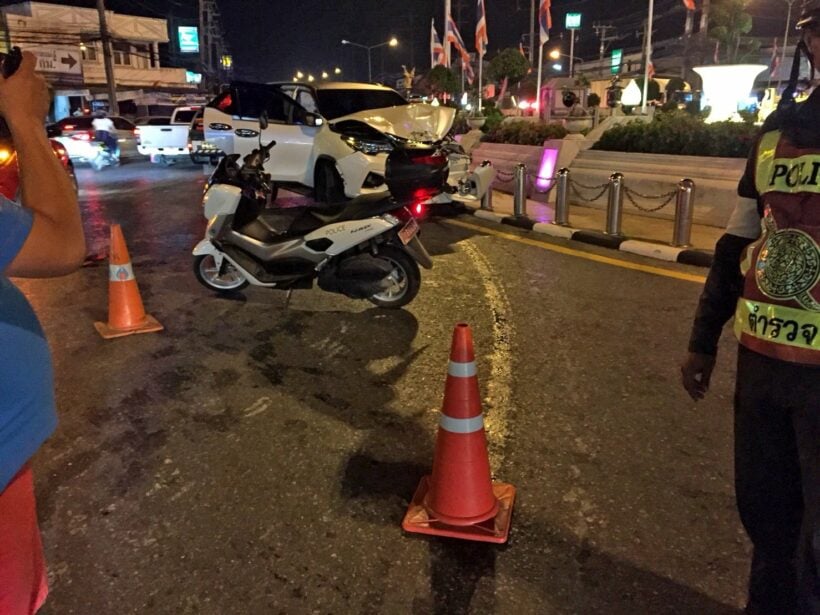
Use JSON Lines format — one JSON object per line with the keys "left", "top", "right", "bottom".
{"left": 15, "top": 161, "right": 750, "bottom": 614}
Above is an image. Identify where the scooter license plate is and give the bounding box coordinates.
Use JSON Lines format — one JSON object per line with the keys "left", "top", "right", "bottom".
{"left": 398, "top": 218, "right": 419, "bottom": 245}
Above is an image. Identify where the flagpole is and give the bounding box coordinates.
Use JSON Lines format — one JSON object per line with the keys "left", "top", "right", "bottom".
{"left": 478, "top": 53, "right": 483, "bottom": 113}
{"left": 641, "top": 0, "right": 654, "bottom": 115}
{"left": 536, "top": 42, "right": 544, "bottom": 119}
{"left": 444, "top": 0, "right": 452, "bottom": 68}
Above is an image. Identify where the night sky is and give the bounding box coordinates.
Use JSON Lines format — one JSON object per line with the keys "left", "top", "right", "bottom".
{"left": 5, "top": 0, "right": 786, "bottom": 82}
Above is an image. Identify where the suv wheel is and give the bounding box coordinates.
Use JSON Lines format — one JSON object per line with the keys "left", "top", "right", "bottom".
{"left": 314, "top": 160, "right": 346, "bottom": 204}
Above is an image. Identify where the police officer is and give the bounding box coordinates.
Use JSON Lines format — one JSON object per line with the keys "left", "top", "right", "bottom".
{"left": 681, "top": 5, "right": 820, "bottom": 614}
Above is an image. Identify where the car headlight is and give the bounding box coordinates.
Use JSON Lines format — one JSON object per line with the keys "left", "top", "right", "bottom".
{"left": 342, "top": 136, "right": 393, "bottom": 156}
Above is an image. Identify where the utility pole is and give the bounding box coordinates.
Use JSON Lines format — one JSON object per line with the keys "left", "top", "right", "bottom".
{"left": 96, "top": 0, "right": 117, "bottom": 113}
{"left": 199, "top": 0, "right": 226, "bottom": 91}
{"left": 593, "top": 23, "right": 616, "bottom": 77}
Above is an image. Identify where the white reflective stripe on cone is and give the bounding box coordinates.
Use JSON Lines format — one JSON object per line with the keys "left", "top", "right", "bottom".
{"left": 439, "top": 414, "right": 484, "bottom": 434}
{"left": 109, "top": 263, "right": 135, "bottom": 282}
{"left": 448, "top": 360, "right": 477, "bottom": 378}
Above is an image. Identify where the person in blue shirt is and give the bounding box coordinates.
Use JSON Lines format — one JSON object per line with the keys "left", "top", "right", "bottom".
{"left": 0, "top": 51, "right": 85, "bottom": 614}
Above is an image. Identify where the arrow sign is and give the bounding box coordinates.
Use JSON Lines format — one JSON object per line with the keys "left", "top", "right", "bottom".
{"left": 61, "top": 55, "right": 78, "bottom": 70}
{"left": 23, "top": 47, "right": 82, "bottom": 76}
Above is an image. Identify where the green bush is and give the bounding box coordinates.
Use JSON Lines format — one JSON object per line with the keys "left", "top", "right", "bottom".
{"left": 451, "top": 112, "right": 470, "bottom": 135}
{"left": 591, "top": 111, "right": 757, "bottom": 158}
{"left": 479, "top": 101, "right": 504, "bottom": 133}
{"left": 481, "top": 120, "right": 568, "bottom": 146}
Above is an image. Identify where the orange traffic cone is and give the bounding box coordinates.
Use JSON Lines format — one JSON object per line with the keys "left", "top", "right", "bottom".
{"left": 402, "top": 323, "right": 515, "bottom": 543}
{"left": 94, "top": 224, "right": 163, "bottom": 339}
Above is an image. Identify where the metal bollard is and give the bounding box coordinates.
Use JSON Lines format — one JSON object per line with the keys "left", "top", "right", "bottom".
{"left": 513, "top": 163, "right": 527, "bottom": 217}
{"left": 553, "top": 168, "right": 570, "bottom": 226}
{"left": 672, "top": 179, "right": 696, "bottom": 247}
{"left": 605, "top": 172, "right": 624, "bottom": 236}
{"left": 480, "top": 160, "right": 493, "bottom": 210}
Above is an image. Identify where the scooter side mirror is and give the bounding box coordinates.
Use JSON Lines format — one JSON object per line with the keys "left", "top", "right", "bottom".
{"left": 259, "top": 112, "right": 269, "bottom": 131}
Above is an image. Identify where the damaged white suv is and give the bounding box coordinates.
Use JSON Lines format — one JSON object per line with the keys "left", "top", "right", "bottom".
{"left": 202, "top": 81, "right": 472, "bottom": 202}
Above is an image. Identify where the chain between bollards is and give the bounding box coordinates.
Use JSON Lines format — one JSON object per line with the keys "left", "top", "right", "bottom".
{"left": 672, "top": 179, "right": 696, "bottom": 247}
{"left": 605, "top": 172, "right": 624, "bottom": 236}
{"left": 513, "top": 163, "right": 527, "bottom": 218}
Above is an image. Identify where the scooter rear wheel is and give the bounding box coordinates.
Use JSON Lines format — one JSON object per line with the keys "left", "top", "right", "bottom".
{"left": 367, "top": 245, "right": 420, "bottom": 309}
{"left": 194, "top": 254, "right": 249, "bottom": 292}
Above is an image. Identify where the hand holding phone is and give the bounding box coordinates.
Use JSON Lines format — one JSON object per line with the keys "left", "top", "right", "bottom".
{"left": 0, "top": 47, "right": 23, "bottom": 79}
{"left": 0, "top": 49, "right": 50, "bottom": 126}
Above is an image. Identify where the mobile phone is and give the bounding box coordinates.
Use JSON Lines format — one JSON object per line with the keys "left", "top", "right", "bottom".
{"left": 0, "top": 47, "right": 23, "bottom": 79}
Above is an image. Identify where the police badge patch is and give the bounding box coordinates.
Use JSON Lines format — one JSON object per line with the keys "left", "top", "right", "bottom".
{"left": 756, "top": 228, "right": 820, "bottom": 311}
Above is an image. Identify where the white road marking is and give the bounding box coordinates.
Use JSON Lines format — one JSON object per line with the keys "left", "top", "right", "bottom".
{"left": 242, "top": 396, "right": 272, "bottom": 418}
{"left": 458, "top": 240, "right": 514, "bottom": 470}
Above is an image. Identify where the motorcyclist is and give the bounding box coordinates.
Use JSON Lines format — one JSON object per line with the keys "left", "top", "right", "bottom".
{"left": 91, "top": 112, "right": 119, "bottom": 162}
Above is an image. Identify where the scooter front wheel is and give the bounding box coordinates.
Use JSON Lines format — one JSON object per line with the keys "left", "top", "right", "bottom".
{"left": 194, "top": 254, "right": 249, "bottom": 292}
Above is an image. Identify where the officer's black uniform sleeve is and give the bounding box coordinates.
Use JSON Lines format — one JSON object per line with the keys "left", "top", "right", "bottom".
{"left": 687, "top": 143, "right": 761, "bottom": 356}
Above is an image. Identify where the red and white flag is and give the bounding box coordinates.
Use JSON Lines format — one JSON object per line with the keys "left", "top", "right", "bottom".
{"left": 476, "top": 0, "right": 488, "bottom": 56}
{"left": 463, "top": 56, "right": 475, "bottom": 84}
{"left": 539, "top": 0, "right": 552, "bottom": 44}
{"left": 431, "top": 19, "right": 445, "bottom": 68}
{"left": 770, "top": 37, "right": 780, "bottom": 78}
{"left": 447, "top": 15, "right": 472, "bottom": 69}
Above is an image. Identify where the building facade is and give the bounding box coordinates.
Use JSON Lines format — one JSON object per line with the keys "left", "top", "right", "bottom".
{"left": 0, "top": 2, "right": 204, "bottom": 119}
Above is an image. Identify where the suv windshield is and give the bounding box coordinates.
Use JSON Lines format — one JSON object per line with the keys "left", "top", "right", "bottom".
{"left": 316, "top": 89, "right": 407, "bottom": 120}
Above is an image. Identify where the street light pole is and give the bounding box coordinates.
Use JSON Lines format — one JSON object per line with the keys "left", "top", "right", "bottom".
{"left": 569, "top": 29, "right": 576, "bottom": 77}
{"left": 341, "top": 38, "right": 398, "bottom": 83}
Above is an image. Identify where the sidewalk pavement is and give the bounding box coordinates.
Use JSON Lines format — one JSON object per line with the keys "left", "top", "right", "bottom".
{"left": 458, "top": 190, "right": 723, "bottom": 268}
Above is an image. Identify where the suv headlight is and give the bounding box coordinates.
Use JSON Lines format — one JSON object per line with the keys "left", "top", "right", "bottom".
{"left": 342, "top": 135, "right": 393, "bottom": 156}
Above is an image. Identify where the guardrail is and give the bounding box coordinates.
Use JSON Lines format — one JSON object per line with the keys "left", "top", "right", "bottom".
{"left": 491, "top": 164, "right": 697, "bottom": 248}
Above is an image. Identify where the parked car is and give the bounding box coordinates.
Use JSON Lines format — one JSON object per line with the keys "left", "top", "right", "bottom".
{"left": 188, "top": 108, "right": 220, "bottom": 164}
{"left": 50, "top": 115, "right": 140, "bottom": 163}
{"left": 0, "top": 118, "right": 77, "bottom": 199}
{"left": 202, "top": 81, "right": 460, "bottom": 202}
{"left": 136, "top": 106, "right": 200, "bottom": 163}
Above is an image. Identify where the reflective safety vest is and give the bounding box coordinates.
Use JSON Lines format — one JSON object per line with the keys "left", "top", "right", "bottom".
{"left": 734, "top": 129, "right": 820, "bottom": 365}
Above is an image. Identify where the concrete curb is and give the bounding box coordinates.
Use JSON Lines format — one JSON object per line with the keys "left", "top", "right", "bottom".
{"left": 458, "top": 208, "right": 714, "bottom": 268}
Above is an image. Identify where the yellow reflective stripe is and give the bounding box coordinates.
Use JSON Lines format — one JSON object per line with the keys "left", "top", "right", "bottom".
{"left": 755, "top": 131, "right": 780, "bottom": 195}
{"left": 755, "top": 130, "right": 820, "bottom": 195}
{"left": 734, "top": 298, "right": 820, "bottom": 351}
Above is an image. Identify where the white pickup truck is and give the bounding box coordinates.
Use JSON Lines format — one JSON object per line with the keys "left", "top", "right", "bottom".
{"left": 136, "top": 106, "right": 200, "bottom": 164}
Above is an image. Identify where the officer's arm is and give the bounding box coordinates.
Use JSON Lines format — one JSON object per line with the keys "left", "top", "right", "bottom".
{"left": 0, "top": 53, "right": 85, "bottom": 278}
{"left": 687, "top": 150, "right": 761, "bottom": 356}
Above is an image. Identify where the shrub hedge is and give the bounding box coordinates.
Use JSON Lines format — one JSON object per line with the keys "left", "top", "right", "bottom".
{"left": 591, "top": 111, "right": 758, "bottom": 158}
{"left": 481, "top": 120, "right": 568, "bottom": 146}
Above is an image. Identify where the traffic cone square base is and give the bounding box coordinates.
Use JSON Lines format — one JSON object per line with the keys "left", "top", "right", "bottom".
{"left": 402, "top": 476, "right": 516, "bottom": 544}
{"left": 94, "top": 313, "right": 164, "bottom": 339}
